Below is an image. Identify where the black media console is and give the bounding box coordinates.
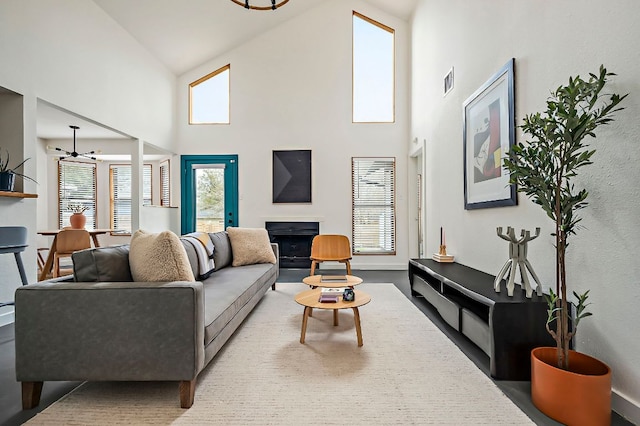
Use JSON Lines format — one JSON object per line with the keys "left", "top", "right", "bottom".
{"left": 409, "top": 259, "right": 556, "bottom": 380}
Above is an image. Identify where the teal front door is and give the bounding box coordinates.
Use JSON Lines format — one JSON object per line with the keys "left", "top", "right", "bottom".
{"left": 181, "top": 155, "right": 238, "bottom": 235}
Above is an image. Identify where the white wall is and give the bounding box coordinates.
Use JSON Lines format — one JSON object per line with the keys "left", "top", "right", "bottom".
{"left": 141, "top": 206, "right": 180, "bottom": 234}
{"left": 177, "top": 0, "right": 411, "bottom": 269}
{"left": 0, "top": 0, "right": 175, "bottom": 149}
{"left": 411, "top": 0, "right": 640, "bottom": 420}
{"left": 0, "top": 0, "right": 176, "bottom": 324}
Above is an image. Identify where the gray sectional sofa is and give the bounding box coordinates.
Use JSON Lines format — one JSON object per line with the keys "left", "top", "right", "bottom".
{"left": 14, "top": 230, "right": 279, "bottom": 409}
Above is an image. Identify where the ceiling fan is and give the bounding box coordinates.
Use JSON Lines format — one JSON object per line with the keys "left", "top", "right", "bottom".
{"left": 50, "top": 125, "right": 97, "bottom": 160}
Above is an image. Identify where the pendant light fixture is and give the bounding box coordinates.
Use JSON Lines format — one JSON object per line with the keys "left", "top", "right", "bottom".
{"left": 50, "top": 125, "right": 97, "bottom": 161}
{"left": 229, "top": 0, "right": 290, "bottom": 11}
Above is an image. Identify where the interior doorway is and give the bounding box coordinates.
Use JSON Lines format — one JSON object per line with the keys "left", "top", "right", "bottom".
{"left": 410, "top": 144, "right": 425, "bottom": 259}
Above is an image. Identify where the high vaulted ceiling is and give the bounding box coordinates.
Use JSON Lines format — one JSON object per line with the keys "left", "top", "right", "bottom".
{"left": 38, "top": 0, "right": 417, "bottom": 141}
{"left": 93, "top": 0, "right": 417, "bottom": 75}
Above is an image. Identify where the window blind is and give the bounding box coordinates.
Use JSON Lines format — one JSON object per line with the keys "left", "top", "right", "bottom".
{"left": 110, "top": 164, "right": 152, "bottom": 234}
{"left": 58, "top": 161, "right": 97, "bottom": 229}
{"left": 351, "top": 157, "right": 396, "bottom": 254}
{"left": 160, "top": 160, "right": 170, "bottom": 206}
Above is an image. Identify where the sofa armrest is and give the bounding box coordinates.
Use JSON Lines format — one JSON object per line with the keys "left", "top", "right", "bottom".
{"left": 271, "top": 242, "right": 280, "bottom": 279}
{"left": 15, "top": 280, "right": 205, "bottom": 382}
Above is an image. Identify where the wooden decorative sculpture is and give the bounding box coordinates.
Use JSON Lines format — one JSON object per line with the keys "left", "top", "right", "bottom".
{"left": 494, "top": 227, "right": 543, "bottom": 298}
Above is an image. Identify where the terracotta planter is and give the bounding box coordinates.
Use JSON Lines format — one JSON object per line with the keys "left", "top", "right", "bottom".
{"left": 531, "top": 347, "right": 611, "bottom": 426}
{"left": 69, "top": 213, "right": 86, "bottom": 229}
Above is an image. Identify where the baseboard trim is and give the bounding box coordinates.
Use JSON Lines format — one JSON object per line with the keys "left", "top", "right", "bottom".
{"left": 349, "top": 264, "right": 407, "bottom": 270}
{"left": 613, "top": 390, "right": 640, "bottom": 425}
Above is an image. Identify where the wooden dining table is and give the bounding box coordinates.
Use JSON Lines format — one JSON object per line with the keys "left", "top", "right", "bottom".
{"left": 37, "top": 229, "right": 112, "bottom": 281}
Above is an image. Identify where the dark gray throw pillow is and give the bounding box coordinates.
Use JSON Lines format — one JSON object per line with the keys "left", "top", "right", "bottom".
{"left": 208, "top": 231, "right": 232, "bottom": 271}
{"left": 72, "top": 244, "right": 134, "bottom": 282}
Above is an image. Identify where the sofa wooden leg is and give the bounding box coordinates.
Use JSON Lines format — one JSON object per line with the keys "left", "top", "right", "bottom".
{"left": 271, "top": 283, "right": 276, "bottom": 291}
{"left": 22, "top": 381, "right": 43, "bottom": 410}
{"left": 179, "top": 379, "right": 196, "bottom": 408}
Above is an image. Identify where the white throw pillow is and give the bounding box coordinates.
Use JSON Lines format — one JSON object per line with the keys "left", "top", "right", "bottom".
{"left": 129, "top": 230, "right": 195, "bottom": 282}
{"left": 227, "top": 227, "right": 277, "bottom": 267}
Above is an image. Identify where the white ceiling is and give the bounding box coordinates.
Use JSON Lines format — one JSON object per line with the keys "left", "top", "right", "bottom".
{"left": 37, "top": 0, "right": 417, "bottom": 141}
{"left": 93, "top": 0, "right": 418, "bottom": 75}
{"left": 37, "top": 101, "right": 131, "bottom": 140}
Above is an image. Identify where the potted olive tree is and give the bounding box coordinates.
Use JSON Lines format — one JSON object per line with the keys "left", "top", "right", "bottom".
{"left": 0, "top": 148, "right": 37, "bottom": 191}
{"left": 504, "top": 65, "right": 627, "bottom": 425}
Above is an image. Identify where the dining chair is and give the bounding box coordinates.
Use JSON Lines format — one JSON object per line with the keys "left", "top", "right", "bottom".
{"left": 309, "top": 234, "right": 352, "bottom": 276}
{"left": 36, "top": 247, "right": 50, "bottom": 279}
{"left": 53, "top": 229, "right": 91, "bottom": 278}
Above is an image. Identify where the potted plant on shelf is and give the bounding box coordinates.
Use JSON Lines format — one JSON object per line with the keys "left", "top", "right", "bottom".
{"left": 0, "top": 148, "right": 37, "bottom": 192}
{"left": 504, "top": 65, "right": 627, "bottom": 426}
{"left": 68, "top": 204, "right": 89, "bottom": 229}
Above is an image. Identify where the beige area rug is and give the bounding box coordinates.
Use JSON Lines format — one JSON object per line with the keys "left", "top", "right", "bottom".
{"left": 27, "top": 283, "right": 534, "bottom": 425}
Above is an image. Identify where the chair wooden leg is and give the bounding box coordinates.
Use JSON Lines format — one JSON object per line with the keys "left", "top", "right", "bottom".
{"left": 179, "top": 379, "right": 196, "bottom": 408}
{"left": 345, "top": 260, "right": 352, "bottom": 275}
{"left": 53, "top": 256, "right": 59, "bottom": 278}
{"left": 310, "top": 260, "right": 317, "bottom": 276}
{"left": 22, "top": 381, "right": 43, "bottom": 410}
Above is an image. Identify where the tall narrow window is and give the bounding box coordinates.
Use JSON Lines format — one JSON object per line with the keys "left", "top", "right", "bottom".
{"left": 352, "top": 157, "right": 396, "bottom": 254}
{"left": 58, "top": 161, "right": 97, "bottom": 229}
{"left": 352, "top": 11, "right": 395, "bottom": 123}
{"left": 110, "top": 164, "right": 152, "bottom": 235}
{"left": 160, "top": 160, "right": 171, "bottom": 206}
{"left": 189, "top": 64, "right": 230, "bottom": 124}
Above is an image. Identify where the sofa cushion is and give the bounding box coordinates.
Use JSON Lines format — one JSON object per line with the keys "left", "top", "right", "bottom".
{"left": 72, "top": 245, "right": 133, "bottom": 282}
{"left": 129, "top": 230, "right": 195, "bottom": 282}
{"left": 180, "top": 239, "right": 200, "bottom": 279}
{"left": 227, "top": 227, "right": 277, "bottom": 267}
{"left": 201, "top": 263, "right": 277, "bottom": 346}
{"left": 208, "top": 231, "right": 232, "bottom": 271}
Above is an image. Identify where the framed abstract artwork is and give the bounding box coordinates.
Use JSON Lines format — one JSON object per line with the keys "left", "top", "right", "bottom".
{"left": 463, "top": 58, "right": 517, "bottom": 210}
{"left": 272, "top": 150, "right": 312, "bottom": 203}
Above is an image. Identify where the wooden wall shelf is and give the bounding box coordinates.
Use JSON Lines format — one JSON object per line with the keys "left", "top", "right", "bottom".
{"left": 0, "top": 191, "right": 38, "bottom": 199}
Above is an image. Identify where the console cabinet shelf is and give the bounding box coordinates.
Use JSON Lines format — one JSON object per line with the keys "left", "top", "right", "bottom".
{"left": 409, "top": 259, "right": 555, "bottom": 380}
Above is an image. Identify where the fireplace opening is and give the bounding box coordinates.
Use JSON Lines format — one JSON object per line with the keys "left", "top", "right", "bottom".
{"left": 266, "top": 221, "right": 319, "bottom": 268}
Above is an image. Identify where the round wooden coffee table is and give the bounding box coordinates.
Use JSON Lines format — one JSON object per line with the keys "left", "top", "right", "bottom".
{"left": 294, "top": 288, "right": 371, "bottom": 347}
{"left": 302, "top": 274, "right": 363, "bottom": 289}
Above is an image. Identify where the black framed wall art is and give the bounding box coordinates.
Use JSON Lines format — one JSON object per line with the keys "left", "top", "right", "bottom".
{"left": 272, "top": 149, "right": 312, "bottom": 203}
{"left": 463, "top": 58, "right": 517, "bottom": 210}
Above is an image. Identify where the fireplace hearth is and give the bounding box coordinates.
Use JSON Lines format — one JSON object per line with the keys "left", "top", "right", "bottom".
{"left": 266, "top": 221, "right": 319, "bottom": 268}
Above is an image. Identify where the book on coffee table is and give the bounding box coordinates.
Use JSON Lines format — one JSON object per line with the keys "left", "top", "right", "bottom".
{"left": 321, "top": 287, "right": 344, "bottom": 295}
{"left": 318, "top": 294, "right": 340, "bottom": 303}
{"left": 320, "top": 275, "right": 348, "bottom": 283}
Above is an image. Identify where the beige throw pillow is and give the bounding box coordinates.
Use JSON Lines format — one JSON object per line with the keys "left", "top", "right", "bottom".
{"left": 227, "top": 227, "right": 277, "bottom": 267}
{"left": 129, "top": 230, "right": 195, "bottom": 282}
